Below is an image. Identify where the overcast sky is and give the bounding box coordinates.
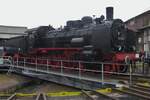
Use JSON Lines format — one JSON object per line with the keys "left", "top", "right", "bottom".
{"left": 0, "top": 0, "right": 149, "bottom": 28}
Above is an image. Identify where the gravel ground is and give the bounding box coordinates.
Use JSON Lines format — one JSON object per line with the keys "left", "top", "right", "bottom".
{"left": 0, "top": 73, "right": 83, "bottom": 100}
{"left": 0, "top": 73, "right": 30, "bottom": 91}
{"left": 0, "top": 73, "right": 79, "bottom": 93}
{"left": 15, "top": 81, "right": 79, "bottom": 93}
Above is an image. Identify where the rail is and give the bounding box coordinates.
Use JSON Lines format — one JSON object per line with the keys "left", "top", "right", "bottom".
{"left": 36, "top": 93, "right": 47, "bottom": 100}
{"left": 82, "top": 90, "right": 117, "bottom": 100}
{"left": 82, "top": 90, "right": 95, "bottom": 100}
{"left": 0, "top": 86, "right": 150, "bottom": 100}
{"left": 113, "top": 86, "right": 150, "bottom": 100}
{"left": 0, "top": 88, "right": 112, "bottom": 100}
{"left": 6, "top": 93, "right": 16, "bottom": 100}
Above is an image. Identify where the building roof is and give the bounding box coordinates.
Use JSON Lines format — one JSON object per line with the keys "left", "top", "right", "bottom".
{"left": 0, "top": 25, "right": 27, "bottom": 28}
{"left": 0, "top": 34, "right": 25, "bottom": 39}
{"left": 0, "top": 25, "right": 27, "bottom": 39}
{"left": 125, "top": 10, "right": 150, "bottom": 23}
{"left": 0, "top": 25, "right": 27, "bottom": 34}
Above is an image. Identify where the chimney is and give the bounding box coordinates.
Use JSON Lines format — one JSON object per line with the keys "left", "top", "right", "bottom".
{"left": 106, "top": 7, "right": 114, "bottom": 20}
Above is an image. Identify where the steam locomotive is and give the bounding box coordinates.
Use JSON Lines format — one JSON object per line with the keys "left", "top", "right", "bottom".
{"left": 3, "top": 7, "right": 137, "bottom": 72}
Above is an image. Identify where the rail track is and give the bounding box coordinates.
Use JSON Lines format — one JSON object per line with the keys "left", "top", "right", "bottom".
{"left": 81, "top": 90, "right": 116, "bottom": 100}
{"left": 1, "top": 84, "right": 150, "bottom": 100}
{"left": 0, "top": 93, "right": 47, "bottom": 100}
{"left": 110, "top": 73, "right": 150, "bottom": 85}
{"left": 80, "top": 82, "right": 150, "bottom": 100}
{"left": 113, "top": 83, "right": 150, "bottom": 100}
{"left": 0, "top": 73, "right": 150, "bottom": 100}
{"left": 0, "top": 89, "right": 115, "bottom": 100}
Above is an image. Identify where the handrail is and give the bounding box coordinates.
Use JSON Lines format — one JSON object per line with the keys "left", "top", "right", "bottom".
{"left": 13, "top": 56, "right": 132, "bottom": 75}
{"left": 0, "top": 56, "right": 137, "bottom": 86}
{"left": 17, "top": 56, "right": 129, "bottom": 65}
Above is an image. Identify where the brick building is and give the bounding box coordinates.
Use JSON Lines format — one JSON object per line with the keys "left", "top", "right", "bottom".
{"left": 125, "top": 10, "right": 150, "bottom": 52}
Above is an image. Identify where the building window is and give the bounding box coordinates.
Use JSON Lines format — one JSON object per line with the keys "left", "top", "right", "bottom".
{"left": 130, "top": 21, "right": 135, "bottom": 26}
{"left": 138, "top": 37, "right": 142, "bottom": 43}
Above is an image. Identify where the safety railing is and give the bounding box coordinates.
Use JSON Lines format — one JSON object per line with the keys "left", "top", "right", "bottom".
{"left": 1, "top": 56, "right": 150, "bottom": 86}
{"left": 11, "top": 57, "right": 136, "bottom": 85}
{"left": 0, "top": 56, "right": 14, "bottom": 74}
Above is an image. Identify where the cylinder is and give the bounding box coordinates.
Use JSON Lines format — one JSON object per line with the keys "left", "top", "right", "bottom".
{"left": 106, "top": 7, "right": 114, "bottom": 20}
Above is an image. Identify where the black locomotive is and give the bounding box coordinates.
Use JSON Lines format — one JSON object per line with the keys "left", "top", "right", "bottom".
{"left": 28, "top": 7, "right": 136, "bottom": 52}
{"left": 3, "top": 7, "right": 137, "bottom": 67}
{"left": 22, "top": 7, "right": 136, "bottom": 61}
